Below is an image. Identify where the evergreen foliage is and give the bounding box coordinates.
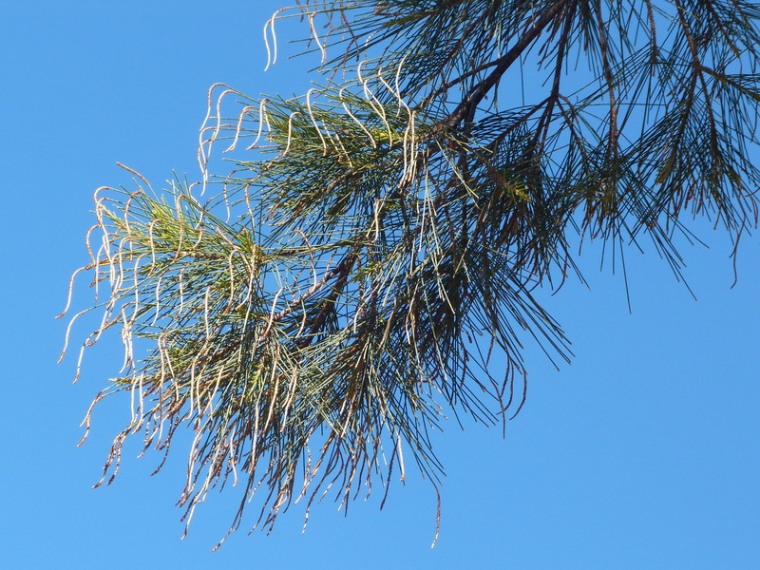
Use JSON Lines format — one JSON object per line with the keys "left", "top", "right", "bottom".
{"left": 60, "top": 0, "right": 760, "bottom": 547}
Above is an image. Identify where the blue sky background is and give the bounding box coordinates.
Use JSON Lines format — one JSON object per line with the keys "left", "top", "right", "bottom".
{"left": 1, "top": 1, "right": 758, "bottom": 568}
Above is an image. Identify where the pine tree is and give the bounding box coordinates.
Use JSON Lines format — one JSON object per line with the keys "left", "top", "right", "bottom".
{"left": 59, "top": 0, "right": 760, "bottom": 547}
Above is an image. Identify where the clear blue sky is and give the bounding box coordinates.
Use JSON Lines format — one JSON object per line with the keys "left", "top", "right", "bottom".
{"left": 1, "top": 1, "right": 758, "bottom": 568}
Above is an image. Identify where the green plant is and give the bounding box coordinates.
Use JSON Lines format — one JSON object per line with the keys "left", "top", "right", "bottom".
{"left": 59, "top": 0, "right": 760, "bottom": 548}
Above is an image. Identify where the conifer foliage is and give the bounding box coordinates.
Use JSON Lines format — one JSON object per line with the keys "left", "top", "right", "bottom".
{"left": 60, "top": 0, "right": 760, "bottom": 547}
